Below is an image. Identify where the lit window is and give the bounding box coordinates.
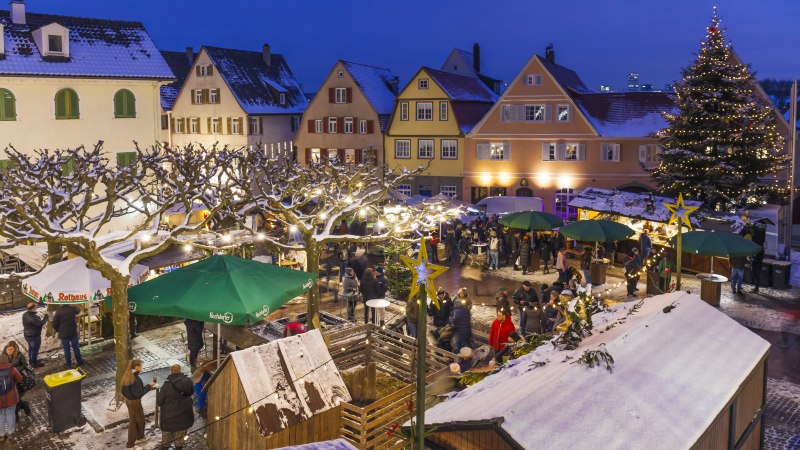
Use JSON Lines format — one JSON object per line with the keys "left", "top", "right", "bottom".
{"left": 477, "top": 142, "right": 510, "bottom": 160}
{"left": 328, "top": 117, "right": 338, "bottom": 133}
{"left": 554, "top": 188, "right": 576, "bottom": 220}
{"left": 525, "top": 105, "right": 545, "bottom": 122}
{"left": 397, "top": 184, "right": 412, "bottom": 196}
{"left": 601, "top": 143, "right": 620, "bottom": 162}
{"left": 335, "top": 88, "right": 347, "bottom": 103}
{"left": 557, "top": 105, "right": 570, "bottom": 122}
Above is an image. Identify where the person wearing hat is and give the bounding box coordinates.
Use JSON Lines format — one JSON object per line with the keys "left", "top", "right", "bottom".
{"left": 624, "top": 251, "right": 640, "bottom": 297}
{"left": 449, "top": 291, "right": 472, "bottom": 352}
{"left": 495, "top": 287, "right": 511, "bottom": 315}
{"left": 456, "top": 347, "right": 473, "bottom": 374}
{"left": 487, "top": 230, "right": 500, "bottom": 270}
{"left": 428, "top": 287, "right": 453, "bottom": 328}
{"left": 519, "top": 235, "right": 531, "bottom": 275}
{"left": 513, "top": 280, "right": 539, "bottom": 337}
{"left": 374, "top": 265, "right": 388, "bottom": 298}
{"left": 359, "top": 268, "right": 382, "bottom": 324}
{"left": 21, "top": 303, "right": 48, "bottom": 368}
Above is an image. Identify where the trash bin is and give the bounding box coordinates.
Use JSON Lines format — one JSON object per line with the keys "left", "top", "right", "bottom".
{"left": 590, "top": 262, "right": 607, "bottom": 285}
{"left": 772, "top": 261, "right": 792, "bottom": 290}
{"left": 646, "top": 271, "right": 660, "bottom": 296}
{"left": 437, "top": 243, "right": 447, "bottom": 262}
{"left": 760, "top": 259, "right": 774, "bottom": 288}
{"left": 44, "top": 368, "right": 87, "bottom": 432}
{"left": 743, "top": 259, "right": 753, "bottom": 284}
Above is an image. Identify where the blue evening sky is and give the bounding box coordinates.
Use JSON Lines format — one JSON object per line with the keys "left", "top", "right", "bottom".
{"left": 32, "top": 0, "right": 800, "bottom": 92}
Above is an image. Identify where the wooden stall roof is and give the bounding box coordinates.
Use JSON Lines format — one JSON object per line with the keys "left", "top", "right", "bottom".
{"left": 568, "top": 187, "right": 704, "bottom": 224}
{"left": 205, "top": 329, "right": 351, "bottom": 437}
{"left": 423, "top": 292, "right": 770, "bottom": 449}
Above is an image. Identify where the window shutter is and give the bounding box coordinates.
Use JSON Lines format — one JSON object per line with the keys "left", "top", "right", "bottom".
{"left": 566, "top": 105, "right": 573, "bottom": 122}
{"left": 226, "top": 117, "right": 232, "bottom": 134}
{"left": 337, "top": 117, "right": 344, "bottom": 134}
{"left": 196, "top": 66, "right": 201, "bottom": 76}
{"left": 542, "top": 142, "right": 551, "bottom": 160}
{"left": 337, "top": 148, "right": 345, "bottom": 162}
{"left": 207, "top": 117, "right": 211, "bottom": 134}
{"left": 183, "top": 118, "right": 189, "bottom": 132}
{"left": 345, "top": 88, "right": 352, "bottom": 103}
{"left": 170, "top": 117, "right": 175, "bottom": 131}
{"left": 557, "top": 143, "right": 566, "bottom": 161}
{"left": 323, "top": 117, "right": 329, "bottom": 133}
{"left": 307, "top": 120, "right": 314, "bottom": 133}
{"left": 613, "top": 144, "right": 620, "bottom": 162}
{"left": 202, "top": 89, "right": 209, "bottom": 104}
{"left": 190, "top": 89, "right": 195, "bottom": 105}
{"left": 214, "top": 89, "right": 220, "bottom": 103}
{"left": 355, "top": 149, "right": 362, "bottom": 165}
{"left": 55, "top": 92, "right": 66, "bottom": 118}
{"left": 639, "top": 145, "right": 647, "bottom": 163}
{"left": 503, "top": 142, "right": 511, "bottom": 160}
{"left": 219, "top": 117, "right": 223, "bottom": 134}
{"left": 305, "top": 148, "right": 311, "bottom": 164}
{"left": 328, "top": 88, "right": 335, "bottom": 103}
{"left": 577, "top": 144, "right": 585, "bottom": 160}
{"left": 239, "top": 117, "right": 244, "bottom": 135}
{"left": 366, "top": 120, "right": 374, "bottom": 134}
{"left": 545, "top": 105, "right": 553, "bottom": 121}
{"left": 208, "top": 65, "right": 214, "bottom": 76}
{"left": 477, "top": 143, "right": 491, "bottom": 160}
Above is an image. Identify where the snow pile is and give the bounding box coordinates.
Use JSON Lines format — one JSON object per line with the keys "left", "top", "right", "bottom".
{"left": 221, "top": 329, "right": 350, "bottom": 437}
{"left": 423, "top": 292, "right": 770, "bottom": 449}
{"left": 342, "top": 61, "right": 397, "bottom": 115}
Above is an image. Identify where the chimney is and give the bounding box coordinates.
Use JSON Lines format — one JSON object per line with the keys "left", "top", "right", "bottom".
{"left": 262, "top": 43, "right": 271, "bottom": 67}
{"left": 10, "top": 1, "right": 25, "bottom": 25}
{"left": 545, "top": 43, "right": 555, "bottom": 64}
{"left": 389, "top": 76, "right": 399, "bottom": 95}
{"left": 185, "top": 46, "right": 194, "bottom": 64}
{"left": 472, "top": 42, "right": 481, "bottom": 74}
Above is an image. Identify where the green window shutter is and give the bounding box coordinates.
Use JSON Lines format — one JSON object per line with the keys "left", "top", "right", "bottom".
{"left": 215, "top": 88, "right": 220, "bottom": 103}
{"left": 57, "top": 89, "right": 79, "bottom": 119}
{"left": 114, "top": 90, "right": 124, "bottom": 118}
{"left": 0, "top": 89, "right": 16, "bottom": 121}
{"left": 55, "top": 90, "right": 67, "bottom": 119}
{"left": 69, "top": 89, "right": 79, "bottom": 118}
{"left": 62, "top": 157, "right": 76, "bottom": 175}
{"left": 202, "top": 89, "right": 209, "bottom": 104}
{"left": 116, "top": 152, "right": 137, "bottom": 167}
{"left": 239, "top": 117, "right": 244, "bottom": 135}
{"left": 226, "top": 117, "right": 232, "bottom": 134}
{"left": 207, "top": 117, "right": 211, "bottom": 134}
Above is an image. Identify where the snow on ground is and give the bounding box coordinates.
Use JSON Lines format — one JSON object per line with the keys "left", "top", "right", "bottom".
{"left": 82, "top": 386, "right": 158, "bottom": 430}
{"left": 0, "top": 308, "right": 62, "bottom": 355}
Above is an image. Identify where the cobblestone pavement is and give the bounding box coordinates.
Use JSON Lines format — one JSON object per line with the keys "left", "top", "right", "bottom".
{"left": 11, "top": 256, "right": 800, "bottom": 449}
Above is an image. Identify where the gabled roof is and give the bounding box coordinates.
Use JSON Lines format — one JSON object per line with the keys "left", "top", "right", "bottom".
{"left": 424, "top": 67, "right": 498, "bottom": 103}
{"left": 572, "top": 92, "right": 677, "bottom": 137}
{"left": 341, "top": 60, "right": 397, "bottom": 116}
{"left": 203, "top": 45, "right": 307, "bottom": 115}
{"left": 537, "top": 55, "right": 593, "bottom": 94}
{"left": 424, "top": 292, "right": 769, "bottom": 449}
{"left": 206, "top": 329, "right": 350, "bottom": 437}
{"left": 568, "top": 187, "right": 703, "bottom": 225}
{"left": 159, "top": 50, "right": 193, "bottom": 111}
{"left": 0, "top": 10, "right": 173, "bottom": 79}
{"left": 455, "top": 49, "right": 491, "bottom": 77}
{"left": 451, "top": 102, "right": 495, "bottom": 134}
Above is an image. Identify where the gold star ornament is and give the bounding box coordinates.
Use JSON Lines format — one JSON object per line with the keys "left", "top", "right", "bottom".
{"left": 664, "top": 193, "right": 699, "bottom": 228}
{"left": 400, "top": 237, "right": 448, "bottom": 308}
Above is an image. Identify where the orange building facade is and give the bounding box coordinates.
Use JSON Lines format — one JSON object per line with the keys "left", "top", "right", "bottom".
{"left": 464, "top": 54, "right": 675, "bottom": 220}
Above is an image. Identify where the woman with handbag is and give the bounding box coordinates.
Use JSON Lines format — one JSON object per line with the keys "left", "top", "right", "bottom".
{"left": 3, "top": 342, "right": 32, "bottom": 419}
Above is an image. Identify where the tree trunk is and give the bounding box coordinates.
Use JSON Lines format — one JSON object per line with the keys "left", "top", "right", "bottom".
{"left": 109, "top": 276, "right": 132, "bottom": 400}
{"left": 305, "top": 240, "right": 321, "bottom": 330}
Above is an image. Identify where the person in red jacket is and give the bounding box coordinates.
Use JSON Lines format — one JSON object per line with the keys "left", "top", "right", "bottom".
{"left": 283, "top": 313, "right": 306, "bottom": 337}
{"left": 489, "top": 310, "right": 521, "bottom": 364}
{"left": 0, "top": 354, "right": 23, "bottom": 443}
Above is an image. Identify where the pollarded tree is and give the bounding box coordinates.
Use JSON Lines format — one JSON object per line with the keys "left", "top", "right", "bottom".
{"left": 0, "top": 142, "right": 238, "bottom": 396}
{"left": 228, "top": 153, "right": 427, "bottom": 330}
{"left": 650, "top": 9, "right": 789, "bottom": 211}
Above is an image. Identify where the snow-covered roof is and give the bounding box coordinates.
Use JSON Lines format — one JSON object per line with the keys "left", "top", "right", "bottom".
{"left": 572, "top": 92, "right": 677, "bottom": 137}
{"left": 425, "top": 67, "right": 498, "bottom": 103}
{"left": 568, "top": 187, "right": 703, "bottom": 224}
{"left": 275, "top": 439, "right": 357, "bottom": 450}
{"left": 203, "top": 46, "right": 308, "bottom": 115}
{"left": 538, "top": 55, "right": 593, "bottom": 94}
{"left": 0, "top": 10, "right": 173, "bottom": 79}
{"left": 159, "top": 50, "right": 194, "bottom": 111}
{"left": 455, "top": 49, "right": 492, "bottom": 78}
{"left": 211, "top": 329, "right": 350, "bottom": 437}
{"left": 341, "top": 60, "right": 397, "bottom": 116}
{"left": 424, "top": 292, "right": 770, "bottom": 449}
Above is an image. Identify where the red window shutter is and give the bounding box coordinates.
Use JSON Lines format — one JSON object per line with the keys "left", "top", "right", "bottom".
{"left": 323, "top": 117, "right": 329, "bottom": 133}
{"left": 345, "top": 88, "right": 352, "bottom": 103}
{"left": 337, "top": 117, "right": 343, "bottom": 134}
{"left": 305, "top": 148, "right": 312, "bottom": 164}
{"left": 367, "top": 120, "right": 374, "bottom": 134}
{"left": 195, "top": 66, "right": 201, "bottom": 76}
{"left": 328, "top": 88, "right": 335, "bottom": 103}
{"left": 208, "top": 65, "right": 214, "bottom": 76}
{"left": 337, "top": 149, "right": 345, "bottom": 161}
{"left": 308, "top": 120, "right": 315, "bottom": 133}
{"left": 355, "top": 149, "right": 362, "bottom": 165}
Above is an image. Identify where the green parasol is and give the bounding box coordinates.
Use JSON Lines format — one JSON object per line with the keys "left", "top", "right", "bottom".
{"left": 669, "top": 230, "right": 761, "bottom": 258}
{"left": 498, "top": 211, "right": 564, "bottom": 231}
{"left": 559, "top": 219, "right": 635, "bottom": 243}
{"left": 106, "top": 254, "right": 315, "bottom": 326}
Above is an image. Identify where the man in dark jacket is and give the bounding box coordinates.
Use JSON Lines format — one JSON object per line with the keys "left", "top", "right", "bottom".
{"left": 580, "top": 247, "right": 593, "bottom": 285}
{"left": 495, "top": 287, "right": 511, "bottom": 314}
{"left": 52, "top": 304, "right": 84, "bottom": 368}
{"left": 157, "top": 364, "right": 195, "bottom": 449}
{"left": 428, "top": 288, "right": 453, "bottom": 328}
{"left": 457, "top": 234, "right": 471, "bottom": 265}
{"left": 22, "top": 303, "right": 49, "bottom": 367}
{"left": 513, "top": 281, "right": 539, "bottom": 337}
{"left": 449, "top": 300, "right": 472, "bottom": 353}
{"left": 624, "top": 252, "right": 640, "bottom": 297}
{"left": 729, "top": 255, "right": 747, "bottom": 295}
{"left": 519, "top": 236, "right": 531, "bottom": 275}
{"left": 184, "top": 319, "right": 205, "bottom": 371}
{"left": 359, "top": 268, "right": 382, "bottom": 324}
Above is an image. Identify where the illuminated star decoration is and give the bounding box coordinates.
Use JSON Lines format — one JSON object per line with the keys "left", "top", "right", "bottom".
{"left": 664, "top": 193, "right": 699, "bottom": 229}
{"left": 400, "top": 237, "right": 448, "bottom": 308}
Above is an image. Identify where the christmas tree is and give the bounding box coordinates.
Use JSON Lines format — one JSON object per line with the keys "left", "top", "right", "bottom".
{"left": 650, "top": 8, "right": 788, "bottom": 211}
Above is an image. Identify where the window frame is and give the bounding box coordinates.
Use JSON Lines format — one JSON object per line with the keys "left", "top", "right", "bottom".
{"left": 400, "top": 102, "right": 409, "bottom": 121}
{"left": 640, "top": 144, "right": 661, "bottom": 164}
{"left": 249, "top": 117, "right": 261, "bottom": 135}
{"left": 418, "top": 139, "right": 434, "bottom": 159}
{"left": 418, "top": 78, "right": 429, "bottom": 89}
{"left": 557, "top": 105, "right": 571, "bottom": 122}
{"left": 0, "top": 88, "right": 17, "bottom": 121}
{"left": 314, "top": 119, "right": 323, "bottom": 134}
{"left": 231, "top": 118, "right": 241, "bottom": 135}
{"left": 441, "top": 139, "right": 458, "bottom": 159}
{"left": 327, "top": 117, "right": 338, "bottom": 133}
{"left": 525, "top": 105, "right": 546, "bottom": 122}
{"left": 439, "top": 101, "right": 448, "bottom": 121}
{"left": 199, "top": 65, "right": 208, "bottom": 76}
{"left": 490, "top": 143, "right": 506, "bottom": 161}
{"left": 394, "top": 140, "right": 411, "bottom": 159}
{"left": 48, "top": 34, "right": 64, "bottom": 53}
{"left": 55, "top": 88, "right": 79, "bottom": 120}
{"left": 190, "top": 117, "right": 200, "bottom": 134}
{"left": 211, "top": 117, "right": 221, "bottom": 135}
{"left": 335, "top": 88, "right": 347, "bottom": 104}
{"left": 174, "top": 118, "right": 185, "bottom": 133}
{"left": 416, "top": 102, "right": 433, "bottom": 121}
{"left": 397, "top": 184, "right": 412, "bottom": 197}
{"left": 209, "top": 89, "right": 218, "bottom": 104}
{"left": 194, "top": 89, "right": 203, "bottom": 105}
{"left": 601, "top": 143, "right": 621, "bottom": 162}
{"left": 359, "top": 119, "right": 367, "bottom": 134}
{"left": 554, "top": 188, "right": 577, "bottom": 221}
{"left": 113, "top": 89, "right": 136, "bottom": 119}
{"left": 440, "top": 185, "right": 457, "bottom": 197}
{"left": 344, "top": 117, "right": 354, "bottom": 134}
{"left": 279, "top": 93, "right": 286, "bottom": 105}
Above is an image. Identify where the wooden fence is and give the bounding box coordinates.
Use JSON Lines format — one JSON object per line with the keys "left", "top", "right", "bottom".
{"left": 325, "top": 324, "right": 456, "bottom": 449}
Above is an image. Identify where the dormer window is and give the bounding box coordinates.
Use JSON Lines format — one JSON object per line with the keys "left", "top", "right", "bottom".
{"left": 279, "top": 93, "right": 286, "bottom": 105}
{"left": 48, "top": 35, "right": 63, "bottom": 53}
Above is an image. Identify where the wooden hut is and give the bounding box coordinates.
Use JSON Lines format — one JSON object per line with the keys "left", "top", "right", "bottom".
{"left": 422, "top": 292, "right": 770, "bottom": 450}
{"left": 205, "top": 329, "right": 351, "bottom": 450}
